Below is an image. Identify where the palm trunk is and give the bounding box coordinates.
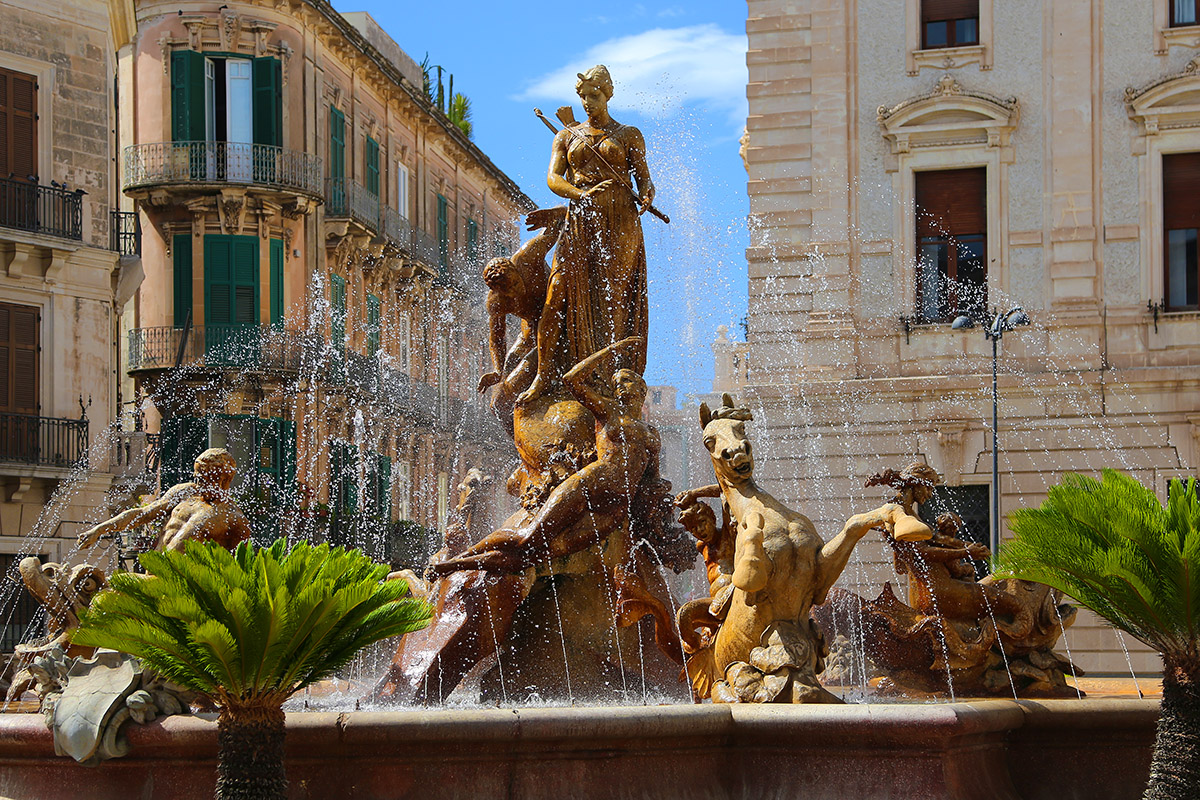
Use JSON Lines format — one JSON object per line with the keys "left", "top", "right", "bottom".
{"left": 1144, "top": 655, "right": 1200, "bottom": 800}
{"left": 215, "top": 701, "right": 287, "bottom": 800}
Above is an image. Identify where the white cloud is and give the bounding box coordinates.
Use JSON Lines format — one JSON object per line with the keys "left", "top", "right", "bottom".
{"left": 517, "top": 24, "right": 747, "bottom": 127}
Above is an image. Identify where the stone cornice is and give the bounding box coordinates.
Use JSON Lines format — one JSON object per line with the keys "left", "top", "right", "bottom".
{"left": 877, "top": 74, "right": 1020, "bottom": 154}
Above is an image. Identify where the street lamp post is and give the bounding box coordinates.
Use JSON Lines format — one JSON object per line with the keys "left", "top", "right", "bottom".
{"left": 951, "top": 306, "right": 1030, "bottom": 562}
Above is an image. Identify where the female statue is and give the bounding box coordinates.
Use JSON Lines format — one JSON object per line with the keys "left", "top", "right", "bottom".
{"left": 519, "top": 65, "right": 655, "bottom": 404}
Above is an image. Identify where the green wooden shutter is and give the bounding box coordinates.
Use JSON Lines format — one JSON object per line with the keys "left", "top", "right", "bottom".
{"left": 171, "top": 50, "right": 206, "bottom": 142}
{"left": 205, "top": 236, "right": 233, "bottom": 326}
{"left": 160, "top": 416, "right": 208, "bottom": 487}
{"left": 280, "top": 419, "right": 297, "bottom": 489}
{"left": 252, "top": 57, "right": 282, "bottom": 148}
{"left": 330, "top": 273, "right": 346, "bottom": 356}
{"left": 437, "top": 194, "right": 448, "bottom": 268}
{"left": 375, "top": 454, "right": 392, "bottom": 521}
{"left": 367, "top": 294, "right": 381, "bottom": 357}
{"left": 173, "top": 234, "right": 192, "bottom": 328}
{"left": 467, "top": 219, "right": 478, "bottom": 265}
{"left": 329, "top": 106, "right": 345, "bottom": 214}
{"left": 365, "top": 136, "right": 380, "bottom": 196}
{"left": 233, "top": 238, "right": 258, "bottom": 324}
{"left": 269, "top": 238, "right": 284, "bottom": 326}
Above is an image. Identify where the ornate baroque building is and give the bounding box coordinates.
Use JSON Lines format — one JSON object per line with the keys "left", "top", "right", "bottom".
{"left": 743, "top": 0, "right": 1200, "bottom": 674}
{"left": 113, "top": 0, "right": 528, "bottom": 559}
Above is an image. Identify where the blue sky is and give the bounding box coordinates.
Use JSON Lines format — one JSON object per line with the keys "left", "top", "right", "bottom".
{"left": 331, "top": 0, "right": 750, "bottom": 400}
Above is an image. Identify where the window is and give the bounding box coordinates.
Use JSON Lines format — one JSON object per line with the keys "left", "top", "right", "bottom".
{"left": 922, "top": 0, "right": 979, "bottom": 49}
{"left": 0, "top": 67, "right": 37, "bottom": 183}
{"left": 915, "top": 168, "right": 987, "bottom": 322}
{"left": 437, "top": 331, "right": 449, "bottom": 415}
{"left": 269, "top": 239, "right": 284, "bottom": 326}
{"left": 1164, "top": 153, "right": 1200, "bottom": 310}
{"left": 436, "top": 193, "right": 449, "bottom": 268}
{"left": 1172, "top": 0, "right": 1199, "bottom": 27}
{"left": 1, "top": 552, "right": 47, "bottom": 652}
{"left": 467, "top": 218, "right": 479, "bottom": 266}
{"left": 366, "top": 294, "right": 382, "bottom": 358}
{"left": 397, "top": 460, "right": 411, "bottom": 520}
{"left": 919, "top": 484, "right": 990, "bottom": 576}
{"left": 159, "top": 416, "right": 208, "bottom": 487}
{"left": 330, "top": 441, "right": 358, "bottom": 545}
{"left": 0, "top": 302, "right": 38, "bottom": 415}
{"left": 204, "top": 235, "right": 259, "bottom": 327}
{"left": 330, "top": 273, "right": 347, "bottom": 357}
{"left": 367, "top": 453, "right": 392, "bottom": 522}
{"left": 173, "top": 234, "right": 192, "bottom": 328}
{"left": 328, "top": 106, "right": 346, "bottom": 213}
{"left": 437, "top": 471, "right": 449, "bottom": 531}
{"left": 365, "top": 136, "right": 380, "bottom": 197}
{"left": 395, "top": 162, "right": 409, "bottom": 218}
{"left": 398, "top": 310, "right": 411, "bottom": 373}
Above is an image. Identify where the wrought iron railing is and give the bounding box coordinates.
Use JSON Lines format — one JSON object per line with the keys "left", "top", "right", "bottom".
{"left": 412, "top": 228, "right": 439, "bottom": 269}
{"left": 127, "top": 325, "right": 310, "bottom": 373}
{"left": 123, "top": 142, "right": 324, "bottom": 198}
{"left": 0, "top": 413, "right": 88, "bottom": 468}
{"left": 109, "top": 210, "right": 141, "bottom": 256}
{"left": 380, "top": 205, "right": 411, "bottom": 252}
{"left": 343, "top": 350, "right": 381, "bottom": 394}
{"left": 0, "top": 178, "right": 83, "bottom": 240}
{"left": 325, "top": 177, "right": 380, "bottom": 234}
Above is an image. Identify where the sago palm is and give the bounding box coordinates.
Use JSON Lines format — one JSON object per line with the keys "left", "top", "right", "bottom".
{"left": 996, "top": 469, "right": 1200, "bottom": 800}
{"left": 72, "top": 538, "right": 433, "bottom": 800}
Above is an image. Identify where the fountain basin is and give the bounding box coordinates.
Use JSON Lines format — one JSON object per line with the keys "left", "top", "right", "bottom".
{"left": 0, "top": 699, "right": 1155, "bottom": 799}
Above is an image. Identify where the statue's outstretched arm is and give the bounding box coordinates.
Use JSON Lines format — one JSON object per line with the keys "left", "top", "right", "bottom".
{"left": 563, "top": 338, "right": 629, "bottom": 421}
{"left": 77, "top": 490, "right": 181, "bottom": 549}
{"left": 814, "top": 503, "right": 902, "bottom": 605}
{"left": 518, "top": 207, "right": 567, "bottom": 265}
{"left": 479, "top": 292, "right": 508, "bottom": 392}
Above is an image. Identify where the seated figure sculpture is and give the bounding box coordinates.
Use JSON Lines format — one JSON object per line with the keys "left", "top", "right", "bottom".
{"left": 674, "top": 394, "right": 931, "bottom": 704}
{"left": 78, "top": 447, "right": 252, "bottom": 553}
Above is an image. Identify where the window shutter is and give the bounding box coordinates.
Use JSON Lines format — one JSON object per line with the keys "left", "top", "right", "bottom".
{"left": 376, "top": 454, "right": 392, "bottom": 521}
{"left": 252, "top": 57, "right": 282, "bottom": 148}
{"left": 160, "top": 416, "right": 208, "bottom": 487}
{"left": 915, "top": 168, "right": 987, "bottom": 238}
{"left": 0, "top": 302, "right": 38, "bottom": 413}
{"left": 171, "top": 50, "right": 206, "bottom": 142}
{"left": 329, "top": 106, "right": 345, "bottom": 179}
{"left": 279, "top": 419, "right": 296, "bottom": 488}
{"left": 331, "top": 273, "right": 346, "bottom": 354}
{"left": 437, "top": 194, "right": 448, "bottom": 267}
{"left": 232, "top": 237, "right": 259, "bottom": 324}
{"left": 0, "top": 68, "right": 38, "bottom": 182}
{"left": 1164, "top": 153, "right": 1200, "bottom": 231}
{"left": 367, "top": 294, "right": 381, "bottom": 357}
{"left": 922, "top": 0, "right": 978, "bottom": 22}
{"left": 173, "top": 234, "right": 192, "bottom": 328}
{"left": 467, "top": 219, "right": 478, "bottom": 264}
{"left": 269, "top": 238, "right": 284, "bottom": 326}
{"left": 365, "top": 137, "right": 379, "bottom": 196}
{"left": 205, "top": 236, "right": 233, "bottom": 325}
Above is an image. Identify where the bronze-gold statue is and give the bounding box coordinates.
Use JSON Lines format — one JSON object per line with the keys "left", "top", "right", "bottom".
{"left": 521, "top": 65, "right": 654, "bottom": 404}
{"left": 675, "top": 394, "right": 928, "bottom": 704}
{"left": 78, "top": 448, "right": 252, "bottom": 553}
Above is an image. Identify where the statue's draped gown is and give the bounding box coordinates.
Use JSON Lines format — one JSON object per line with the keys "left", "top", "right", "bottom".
{"left": 551, "top": 123, "right": 649, "bottom": 379}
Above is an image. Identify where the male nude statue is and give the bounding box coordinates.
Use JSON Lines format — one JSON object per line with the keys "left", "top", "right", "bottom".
{"left": 78, "top": 447, "right": 253, "bottom": 553}
{"left": 432, "top": 336, "right": 655, "bottom": 574}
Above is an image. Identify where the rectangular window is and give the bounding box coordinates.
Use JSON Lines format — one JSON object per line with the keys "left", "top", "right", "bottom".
{"left": 918, "top": 484, "right": 990, "bottom": 577}
{"left": 251, "top": 57, "right": 282, "bottom": 148}
{"left": 269, "top": 238, "right": 284, "bottom": 326}
{"left": 1172, "top": 0, "right": 1199, "bottom": 26}
{"left": 914, "top": 167, "right": 987, "bottom": 322}
{"left": 437, "top": 193, "right": 449, "bottom": 268}
{"left": 1164, "top": 152, "right": 1200, "bottom": 310}
{"left": 0, "top": 67, "right": 37, "bottom": 183}
{"left": 368, "top": 453, "right": 392, "bottom": 522}
{"left": 203, "top": 235, "right": 259, "bottom": 327}
{"left": 330, "top": 273, "right": 347, "bottom": 357}
{"left": 328, "top": 106, "right": 346, "bottom": 214}
{"left": 0, "top": 301, "right": 38, "bottom": 414}
{"left": 366, "top": 294, "right": 382, "bottom": 358}
{"left": 437, "top": 470, "right": 449, "bottom": 531}
{"left": 396, "top": 162, "right": 409, "bottom": 219}
{"left": 397, "top": 460, "right": 411, "bottom": 520}
{"left": 330, "top": 441, "right": 357, "bottom": 546}
{"left": 467, "top": 218, "right": 478, "bottom": 266}
{"left": 398, "top": 310, "right": 411, "bottom": 373}
{"left": 365, "top": 136, "right": 380, "bottom": 197}
{"left": 173, "top": 233, "right": 193, "bottom": 328}
{"left": 159, "top": 415, "right": 208, "bottom": 487}
{"left": 921, "top": 0, "right": 979, "bottom": 48}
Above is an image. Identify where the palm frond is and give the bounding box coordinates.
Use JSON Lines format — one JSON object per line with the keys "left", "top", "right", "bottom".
{"left": 74, "top": 538, "right": 434, "bottom": 707}
{"left": 997, "top": 469, "right": 1200, "bottom": 657}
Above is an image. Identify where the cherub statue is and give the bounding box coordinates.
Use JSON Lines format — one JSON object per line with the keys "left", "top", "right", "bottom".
{"left": 433, "top": 336, "right": 656, "bottom": 574}
{"left": 675, "top": 394, "right": 931, "bottom": 704}
{"left": 477, "top": 207, "right": 567, "bottom": 427}
{"left": 78, "top": 448, "right": 252, "bottom": 553}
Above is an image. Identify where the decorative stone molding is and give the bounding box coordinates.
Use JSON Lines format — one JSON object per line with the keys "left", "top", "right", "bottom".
{"left": 1124, "top": 56, "right": 1200, "bottom": 141}
{"left": 934, "top": 422, "right": 970, "bottom": 486}
{"left": 910, "top": 45, "right": 988, "bottom": 75}
{"left": 878, "top": 75, "right": 1019, "bottom": 156}
{"left": 216, "top": 190, "right": 246, "bottom": 236}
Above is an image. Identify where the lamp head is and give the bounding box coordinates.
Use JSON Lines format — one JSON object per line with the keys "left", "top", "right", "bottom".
{"left": 951, "top": 315, "right": 975, "bottom": 330}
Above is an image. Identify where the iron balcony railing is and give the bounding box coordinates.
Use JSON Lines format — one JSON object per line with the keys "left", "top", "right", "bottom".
{"left": 110, "top": 210, "right": 141, "bottom": 256}
{"left": 380, "top": 205, "right": 411, "bottom": 253}
{"left": 123, "top": 142, "right": 324, "bottom": 198}
{"left": 325, "top": 177, "right": 380, "bottom": 234}
{"left": 127, "top": 325, "right": 311, "bottom": 373}
{"left": 0, "top": 178, "right": 83, "bottom": 240}
{"left": 0, "top": 412, "right": 88, "bottom": 468}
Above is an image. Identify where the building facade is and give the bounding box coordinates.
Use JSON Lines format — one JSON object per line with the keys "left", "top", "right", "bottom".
{"left": 115, "top": 1, "right": 528, "bottom": 564}
{"left": 0, "top": 0, "right": 139, "bottom": 651}
{"left": 744, "top": 0, "right": 1200, "bottom": 674}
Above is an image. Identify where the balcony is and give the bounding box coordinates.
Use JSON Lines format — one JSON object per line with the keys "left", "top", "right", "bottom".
{"left": 325, "top": 178, "right": 380, "bottom": 235}
{"left": 110, "top": 210, "right": 141, "bottom": 257}
{"left": 0, "top": 178, "right": 83, "bottom": 241}
{"left": 380, "top": 206, "right": 411, "bottom": 254}
{"left": 127, "top": 325, "right": 311, "bottom": 374}
{"left": 0, "top": 413, "right": 88, "bottom": 469}
{"left": 122, "top": 142, "right": 324, "bottom": 200}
